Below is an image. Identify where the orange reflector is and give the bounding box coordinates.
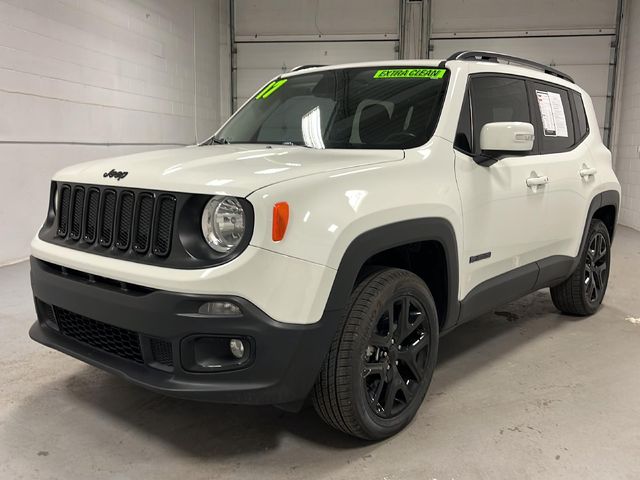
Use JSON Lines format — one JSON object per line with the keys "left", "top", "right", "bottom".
{"left": 272, "top": 202, "right": 289, "bottom": 242}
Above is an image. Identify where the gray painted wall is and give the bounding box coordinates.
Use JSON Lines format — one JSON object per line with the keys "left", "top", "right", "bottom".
{"left": 0, "top": 0, "right": 228, "bottom": 265}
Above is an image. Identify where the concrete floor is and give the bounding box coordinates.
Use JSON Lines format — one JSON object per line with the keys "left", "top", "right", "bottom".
{"left": 1, "top": 227, "right": 639, "bottom": 480}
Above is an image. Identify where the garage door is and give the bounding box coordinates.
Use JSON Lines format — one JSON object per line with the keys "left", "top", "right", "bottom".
{"left": 233, "top": 0, "right": 400, "bottom": 108}
{"left": 431, "top": 36, "right": 612, "bottom": 138}
{"left": 429, "top": 0, "right": 618, "bottom": 141}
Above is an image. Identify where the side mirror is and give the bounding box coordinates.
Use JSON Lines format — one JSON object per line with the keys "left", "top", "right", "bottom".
{"left": 479, "top": 122, "right": 535, "bottom": 153}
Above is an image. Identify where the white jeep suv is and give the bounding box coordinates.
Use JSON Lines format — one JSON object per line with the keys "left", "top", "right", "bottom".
{"left": 30, "top": 51, "right": 621, "bottom": 440}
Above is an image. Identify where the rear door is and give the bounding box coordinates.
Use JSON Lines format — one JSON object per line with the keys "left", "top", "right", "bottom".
{"left": 526, "top": 80, "right": 587, "bottom": 285}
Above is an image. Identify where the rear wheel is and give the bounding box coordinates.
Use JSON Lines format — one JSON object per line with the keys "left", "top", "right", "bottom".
{"left": 551, "top": 219, "right": 611, "bottom": 316}
{"left": 312, "top": 268, "right": 439, "bottom": 440}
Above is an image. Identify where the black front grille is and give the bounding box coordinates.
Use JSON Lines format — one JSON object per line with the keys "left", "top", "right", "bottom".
{"left": 152, "top": 195, "right": 176, "bottom": 256}
{"left": 54, "top": 184, "right": 176, "bottom": 259}
{"left": 57, "top": 185, "right": 71, "bottom": 237}
{"left": 115, "top": 191, "right": 135, "bottom": 250}
{"left": 53, "top": 306, "right": 144, "bottom": 364}
{"left": 99, "top": 189, "right": 117, "bottom": 247}
{"left": 84, "top": 188, "right": 100, "bottom": 243}
{"left": 70, "top": 186, "right": 85, "bottom": 240}
{"left": 133, "top": 193, "right": 154, "bottom": 253}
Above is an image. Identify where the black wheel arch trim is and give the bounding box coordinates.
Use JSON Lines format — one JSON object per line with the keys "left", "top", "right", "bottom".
{"left": 323, "top": 217, "right": 460, "bottom": 332}
{"left": 571, "top": 189, "right": 619, "bottom": 273}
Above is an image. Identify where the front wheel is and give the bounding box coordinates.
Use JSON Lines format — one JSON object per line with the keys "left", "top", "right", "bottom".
{"left": 312, "top": 268, "right": 439, "bottom": 440}
{"left": 551, "top": 219, "right": 611, "bottom": 316}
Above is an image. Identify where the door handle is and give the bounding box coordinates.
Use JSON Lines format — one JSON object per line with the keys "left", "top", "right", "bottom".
{"left": 580, "top": 166, "right": 597, "bottom": 178}
{"left": 526, "top": 175, "right": 550, "bottom": 187}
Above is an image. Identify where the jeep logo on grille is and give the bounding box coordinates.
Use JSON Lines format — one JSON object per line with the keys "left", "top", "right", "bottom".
{"left": 103, "top": 169, "right": 128, "bottom": 181}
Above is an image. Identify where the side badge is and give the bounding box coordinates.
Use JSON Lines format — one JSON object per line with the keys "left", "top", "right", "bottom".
{"left": 470, "top": 252, "right": 491, "bottom": 263}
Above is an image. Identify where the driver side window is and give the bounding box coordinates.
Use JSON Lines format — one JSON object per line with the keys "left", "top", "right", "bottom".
{"left": 455, "top": 75, "right": 532, "bottom": 155}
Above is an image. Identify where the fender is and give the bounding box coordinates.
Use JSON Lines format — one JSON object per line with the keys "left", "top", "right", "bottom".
{"left": 323, "top": 218, "right": 460, "bottom": 332}
{"left": 272, "top": 218, "right": 459, "bottom": 410}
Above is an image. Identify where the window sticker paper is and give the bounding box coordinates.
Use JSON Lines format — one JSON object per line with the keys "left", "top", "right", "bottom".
{"left": 547, "top": 91, "right": 568, "bottom": 137}
{"left": 536, "top": 90, "right": 568, "bottom": 137}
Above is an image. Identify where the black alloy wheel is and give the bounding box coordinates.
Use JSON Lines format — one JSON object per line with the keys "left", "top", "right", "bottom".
{"left": 584, "top": 232, "right": 608, "bottom": 305}
{"left": 551, "top": 219, "right": 611, "bottom": 316}
{"left": 313, "top": 268, "right": 439, "bottom": 440}
{"left": 363, "top": 295, "right": 430, "bottom": 419}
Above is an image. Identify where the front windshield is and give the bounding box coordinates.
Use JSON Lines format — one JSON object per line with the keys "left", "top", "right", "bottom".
{"left": 213, "top": 67, "right": 449, "bottom": 149}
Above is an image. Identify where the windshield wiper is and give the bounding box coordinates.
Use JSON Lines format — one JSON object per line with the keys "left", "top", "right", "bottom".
{"left": 282, "top": 141, "right": 311, "bottom": 148}
{"left": 205, "top": 136, "right": 230, "bottom": 145}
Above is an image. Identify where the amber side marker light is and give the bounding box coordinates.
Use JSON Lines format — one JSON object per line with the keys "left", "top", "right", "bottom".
{"left": 272, "top": 202, "right": 289, "bottom": 241}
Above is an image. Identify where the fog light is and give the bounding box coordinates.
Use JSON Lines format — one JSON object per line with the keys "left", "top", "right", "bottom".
{"left": 229, "top": 338, "right": 245, "bottom": 359}
{"left": 198, "top": 301, "right": 241, "bottom": 316}
{"left": 183, "top": 335, "right": 252, "bottom": 372}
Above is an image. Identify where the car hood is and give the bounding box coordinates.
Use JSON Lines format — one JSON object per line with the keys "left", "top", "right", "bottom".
{"left": 53, "top": 144, "right": 405, "bottom": 197}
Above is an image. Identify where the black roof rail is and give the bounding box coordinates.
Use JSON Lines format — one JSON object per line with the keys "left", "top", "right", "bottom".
{"left": 444, "top": 51, "right": 574, "bottom": 83}
{"left": 290, "top": 64, "right": 326, "bottom": 72}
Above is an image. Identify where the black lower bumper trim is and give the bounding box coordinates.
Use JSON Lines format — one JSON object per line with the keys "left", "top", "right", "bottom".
{"left": 30, "top": 257, "right": 340, "bottom": 406}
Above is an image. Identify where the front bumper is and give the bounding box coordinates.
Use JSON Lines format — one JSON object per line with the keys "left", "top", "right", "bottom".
{"left": 30, "top": 257, "right": 340, "bottom": 406}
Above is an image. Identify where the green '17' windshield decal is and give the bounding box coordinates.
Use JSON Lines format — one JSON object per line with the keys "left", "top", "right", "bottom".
{"left": 374, "top": 68, "right": 446, "bottom": 79}
{"left": 256, "top": 79, "right": 288, "bottom": 99}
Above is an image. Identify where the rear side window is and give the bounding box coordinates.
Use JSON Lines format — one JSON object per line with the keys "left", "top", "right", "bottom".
{"left": 469, "top": 76, "right": 530, "bottom": 154}
{"left": 572, "top": 90, "right": 589, "bottom": 140}
{"left": 530, "top": 82, "right": 575, "bottom": 153}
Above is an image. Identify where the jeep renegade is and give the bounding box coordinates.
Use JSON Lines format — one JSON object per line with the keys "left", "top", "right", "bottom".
{"left": 30, "top": 51, "right": 621, "bottom": 439}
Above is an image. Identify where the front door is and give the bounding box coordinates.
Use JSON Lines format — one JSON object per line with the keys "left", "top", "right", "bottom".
{"left": 454, "top": 74, "right": 553, "bottom": 300}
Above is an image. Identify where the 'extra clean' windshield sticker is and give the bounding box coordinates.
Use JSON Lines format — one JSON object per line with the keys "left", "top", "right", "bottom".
{"left": 256, "top": 79, "right": 288, "bottom": 99}
{"left": 373, "top": 68, "right": 446, "bottom": 79}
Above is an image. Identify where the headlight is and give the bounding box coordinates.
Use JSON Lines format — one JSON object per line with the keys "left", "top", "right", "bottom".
{"left": 201, "top": 196, "right": 246, "bottom": 253}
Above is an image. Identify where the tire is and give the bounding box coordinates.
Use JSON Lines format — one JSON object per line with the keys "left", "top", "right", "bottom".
{"left": 312, "top": 268, "right": 439, "bottom": 440}
{"left": 551, "top": 219, "right": 611, "bottom": 316}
